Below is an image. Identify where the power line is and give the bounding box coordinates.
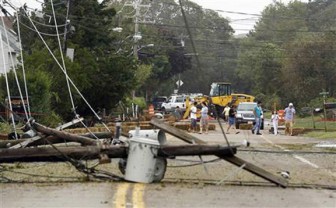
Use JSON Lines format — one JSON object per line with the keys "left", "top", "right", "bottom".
{"left": 29, "top": 5, "right": 335, "bottom": 34}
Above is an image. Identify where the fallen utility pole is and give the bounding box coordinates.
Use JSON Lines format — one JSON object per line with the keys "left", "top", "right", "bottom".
{"left": 31, "top": 121, "right": 96, "bottom": 146}
{"left": 150, "top": 118, "right": 288, "bottom": 188}
{"left": 0, "top": 144, "right": 236, "bottom": 163}
{"left": 0, "top": 132, "right": 113, "bottom": 149}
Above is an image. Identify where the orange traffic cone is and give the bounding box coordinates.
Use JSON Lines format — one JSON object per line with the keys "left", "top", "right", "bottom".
{"left": 148, "top": 104, "right": 154, "bottom": 115}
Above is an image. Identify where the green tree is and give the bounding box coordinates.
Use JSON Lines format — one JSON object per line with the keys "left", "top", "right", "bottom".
{"left": 237, "top": 0, "right": 336, "bottom": 109}
{"left": 282, "top": 32, "right": 336, "bottom": 106}
{"left": 13, "top": 0, "right": 139, "bottom": 121}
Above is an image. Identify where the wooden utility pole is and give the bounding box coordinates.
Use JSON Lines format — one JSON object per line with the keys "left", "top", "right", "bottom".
{"left": 150, "top": 118, "right": 288, "bottom": 188}
{"left": 0, "top": 144, "right": 236, "bottom": 163}
{"left": 32, "top": 122, "right": 96, "bottom": 146}
{"left": 0, "top": 132, "right": 113, "bottom": 149}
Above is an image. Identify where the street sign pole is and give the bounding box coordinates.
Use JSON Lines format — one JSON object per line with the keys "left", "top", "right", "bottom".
{"left": 319, "top": 91, "right": 329, "bottom": 132}
{"left": 176, "top": 77, "right": 183, "bottom": 94}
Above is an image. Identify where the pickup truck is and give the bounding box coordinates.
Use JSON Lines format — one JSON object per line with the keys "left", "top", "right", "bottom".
{"left": 161, "top": 95, "right": 187, "bottom": 113}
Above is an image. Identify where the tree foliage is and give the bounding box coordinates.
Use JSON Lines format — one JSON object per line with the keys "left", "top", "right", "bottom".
{"left": 6, "top": 0, "right": 138, "bottom": 123}
{"left": 237, "top": 0, "right": 336, "bottom": 110}
{"left": 2, "top": 0, "right": 335, "bottom": 123}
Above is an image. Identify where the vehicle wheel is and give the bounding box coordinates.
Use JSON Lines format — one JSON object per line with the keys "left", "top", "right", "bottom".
{"left": 152, "top": 157, "right": 167, "bottom": 182}
{"left": 161, "top": 107, "right": 166, "bottom": 114}
{"left": 118, "top": 158, "right": 127, "bottom": 175}
{"left": 235, "top": 122, "right": 240, "bottom": 129}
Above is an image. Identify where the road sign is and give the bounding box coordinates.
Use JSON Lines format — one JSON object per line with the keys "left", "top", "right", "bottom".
{"left": 176, "top": 80, "right": 183, "bottom": 87}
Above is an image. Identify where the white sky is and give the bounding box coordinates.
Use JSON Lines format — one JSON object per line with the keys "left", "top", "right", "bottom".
{"left": 7, "top": 0, "right": 309, "bottom": 34}
{"left": 190, "top": 0, "right": 309, "bottom": 34}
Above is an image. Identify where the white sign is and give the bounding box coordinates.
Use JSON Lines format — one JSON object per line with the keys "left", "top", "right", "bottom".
{"left": 176, "top": 80, "right": 183, "bottom": 87}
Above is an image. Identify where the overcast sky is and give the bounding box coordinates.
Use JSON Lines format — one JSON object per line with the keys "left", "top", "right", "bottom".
{"left": 9, "top": 0, "right": 309, "bottom": 34}
{"left": 190, "top": 0, "right": 309, "bottom": 34}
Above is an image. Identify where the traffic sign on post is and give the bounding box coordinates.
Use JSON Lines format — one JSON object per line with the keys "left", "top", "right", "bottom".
{"left": 176, "top": 80, "right": 183, "bottom": 87}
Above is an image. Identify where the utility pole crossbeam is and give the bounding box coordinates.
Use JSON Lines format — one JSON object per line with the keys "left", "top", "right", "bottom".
{"left": 124, "top": 0, "right": 151, "bottom": 59}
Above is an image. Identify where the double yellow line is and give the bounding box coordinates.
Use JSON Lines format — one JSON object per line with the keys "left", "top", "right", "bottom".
{"left": 114, "top": 183, "right": 145, "bottom": 208}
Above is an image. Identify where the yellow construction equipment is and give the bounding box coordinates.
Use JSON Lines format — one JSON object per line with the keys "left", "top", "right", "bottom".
{"left": 183, "top": 82, "right": 255, "bottom": 119}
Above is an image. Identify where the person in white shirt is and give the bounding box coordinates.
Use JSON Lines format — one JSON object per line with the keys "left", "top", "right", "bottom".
{"left": 284, "top": 103, "right": 296, "bottom": 136}
{"left": 271, "top": 110, "right": 279, "bottom": 135}
{"left": 189, "top": 102, "right": 198, "bottom": 133}
{"left": 223, "top": 105, "right": 230, "bottom": 122}
{"left": 199, "top": 102, "right": 209, "bottom": 134}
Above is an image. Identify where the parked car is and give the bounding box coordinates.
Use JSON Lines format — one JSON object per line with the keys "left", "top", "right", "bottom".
{"left": 152, "top": 96, "right": 167, "bottom": 110}
{"left": 235, "top": 102, "right": 264, "bottom": 129}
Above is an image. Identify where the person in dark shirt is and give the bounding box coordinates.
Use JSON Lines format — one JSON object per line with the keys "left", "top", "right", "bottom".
{"left": 226, "top": 105, "right": 239, "bottom": 134}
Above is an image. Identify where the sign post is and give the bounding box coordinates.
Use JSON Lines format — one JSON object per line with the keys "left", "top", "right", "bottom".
{"left": 176, "top": 79, "right": 183, "bottom": 93}
{"left": 319, "top": 91, "right": 329, "bottom": 132}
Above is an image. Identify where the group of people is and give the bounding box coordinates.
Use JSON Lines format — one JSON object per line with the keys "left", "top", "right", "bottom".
{"left": 186, "top": 100, "right": 296, "bottom": 136}
{"left": 189, "top": 101, "right": 209, "bottom": 134}
{"left": 222, "top": 101, "right": 296, "bottom": 136}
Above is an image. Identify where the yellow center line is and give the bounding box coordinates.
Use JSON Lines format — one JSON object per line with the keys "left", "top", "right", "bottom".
{"left": 133, "top": 183, "right": 146, "bottom": 208}
{"left": 114, "top": 183, "right": 130, "bottom": 208}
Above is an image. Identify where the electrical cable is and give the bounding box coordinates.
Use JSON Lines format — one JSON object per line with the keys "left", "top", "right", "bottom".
{"left": 178, "top": 0, "right": 201, "bottom": 71}
{"left": 16, "top": 11, "right": 31, "bottom": 119}
{"left": 167, "top": 158, "right": 222, "bottom": 168}
{"left": 238, "top": 148, "right": 336, "bottom": 155}
{"left": 43, "top": 139, "right": 123, "bottom": 181}
{"left": 50, "top": 0, "right": 102, "bottom": 142}
{"left": 0, "top": 6, "right": 30, "bottom": 125}
{"left": 0, "top": 20, "right": 17, "bottom": 139}
{"left": 0, "top": 166, "right": 81, "bottom": 180}
{"left": 16, "top": 4, "right": 111, "bottom": 133}
{"left": 23, "top": 15, "right": 69, "bottom": 28}
{"left": 9, "top": 0, "right": 335, "bottom": 34}
{"left": 26, "top": 4, "right": 335, "bottom": 34}
{"left": 19, "top": 20, "right": 68, "bottom": 36}
{"left": 50, "top": 0, "right": 76, "bottom": 125}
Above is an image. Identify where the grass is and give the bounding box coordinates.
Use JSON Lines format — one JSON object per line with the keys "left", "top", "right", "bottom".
{"left": 294, "top": 116, "right": 336, "bottom": 139}
{"left": 294, "top": 116, "right": 336, "bottom": 130}
{"left": 303, "top": 131, "right": 336, "bottom": 139}
{"left": 264, "top": 112, "right": 336, "bottom": 139}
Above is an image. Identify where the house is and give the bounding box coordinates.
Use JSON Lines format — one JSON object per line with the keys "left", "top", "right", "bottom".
{"left": 0, "top": 16, "right": 19, "bottom": 74}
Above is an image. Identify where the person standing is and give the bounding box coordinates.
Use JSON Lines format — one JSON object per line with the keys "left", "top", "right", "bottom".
{"left": 271, "top": 110, "right": 279, "bottom": 135}
{"left": 252, "top": 101, "right": 263, "bottom": 135}
{"left": 173, "top": 106, "right": 182, "bottom": 121}
{"left": 223, "top": 105, "right": 230, "bottom": 122}
{"left": 188, "top": 102, "right": 198, "bottom": 133}
{"left": 284, "top": 103, "right": 296, "bottom": 136}
{"left": 199, "top": 102, "right": 209, "bottom": 134}
{"left": 227, "top": 105, "right": 239, "bottom": 134}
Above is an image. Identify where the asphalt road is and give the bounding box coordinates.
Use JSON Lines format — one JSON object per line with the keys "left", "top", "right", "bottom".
{"left": 1, "top": 182, "right": 335, "bottom": 208}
